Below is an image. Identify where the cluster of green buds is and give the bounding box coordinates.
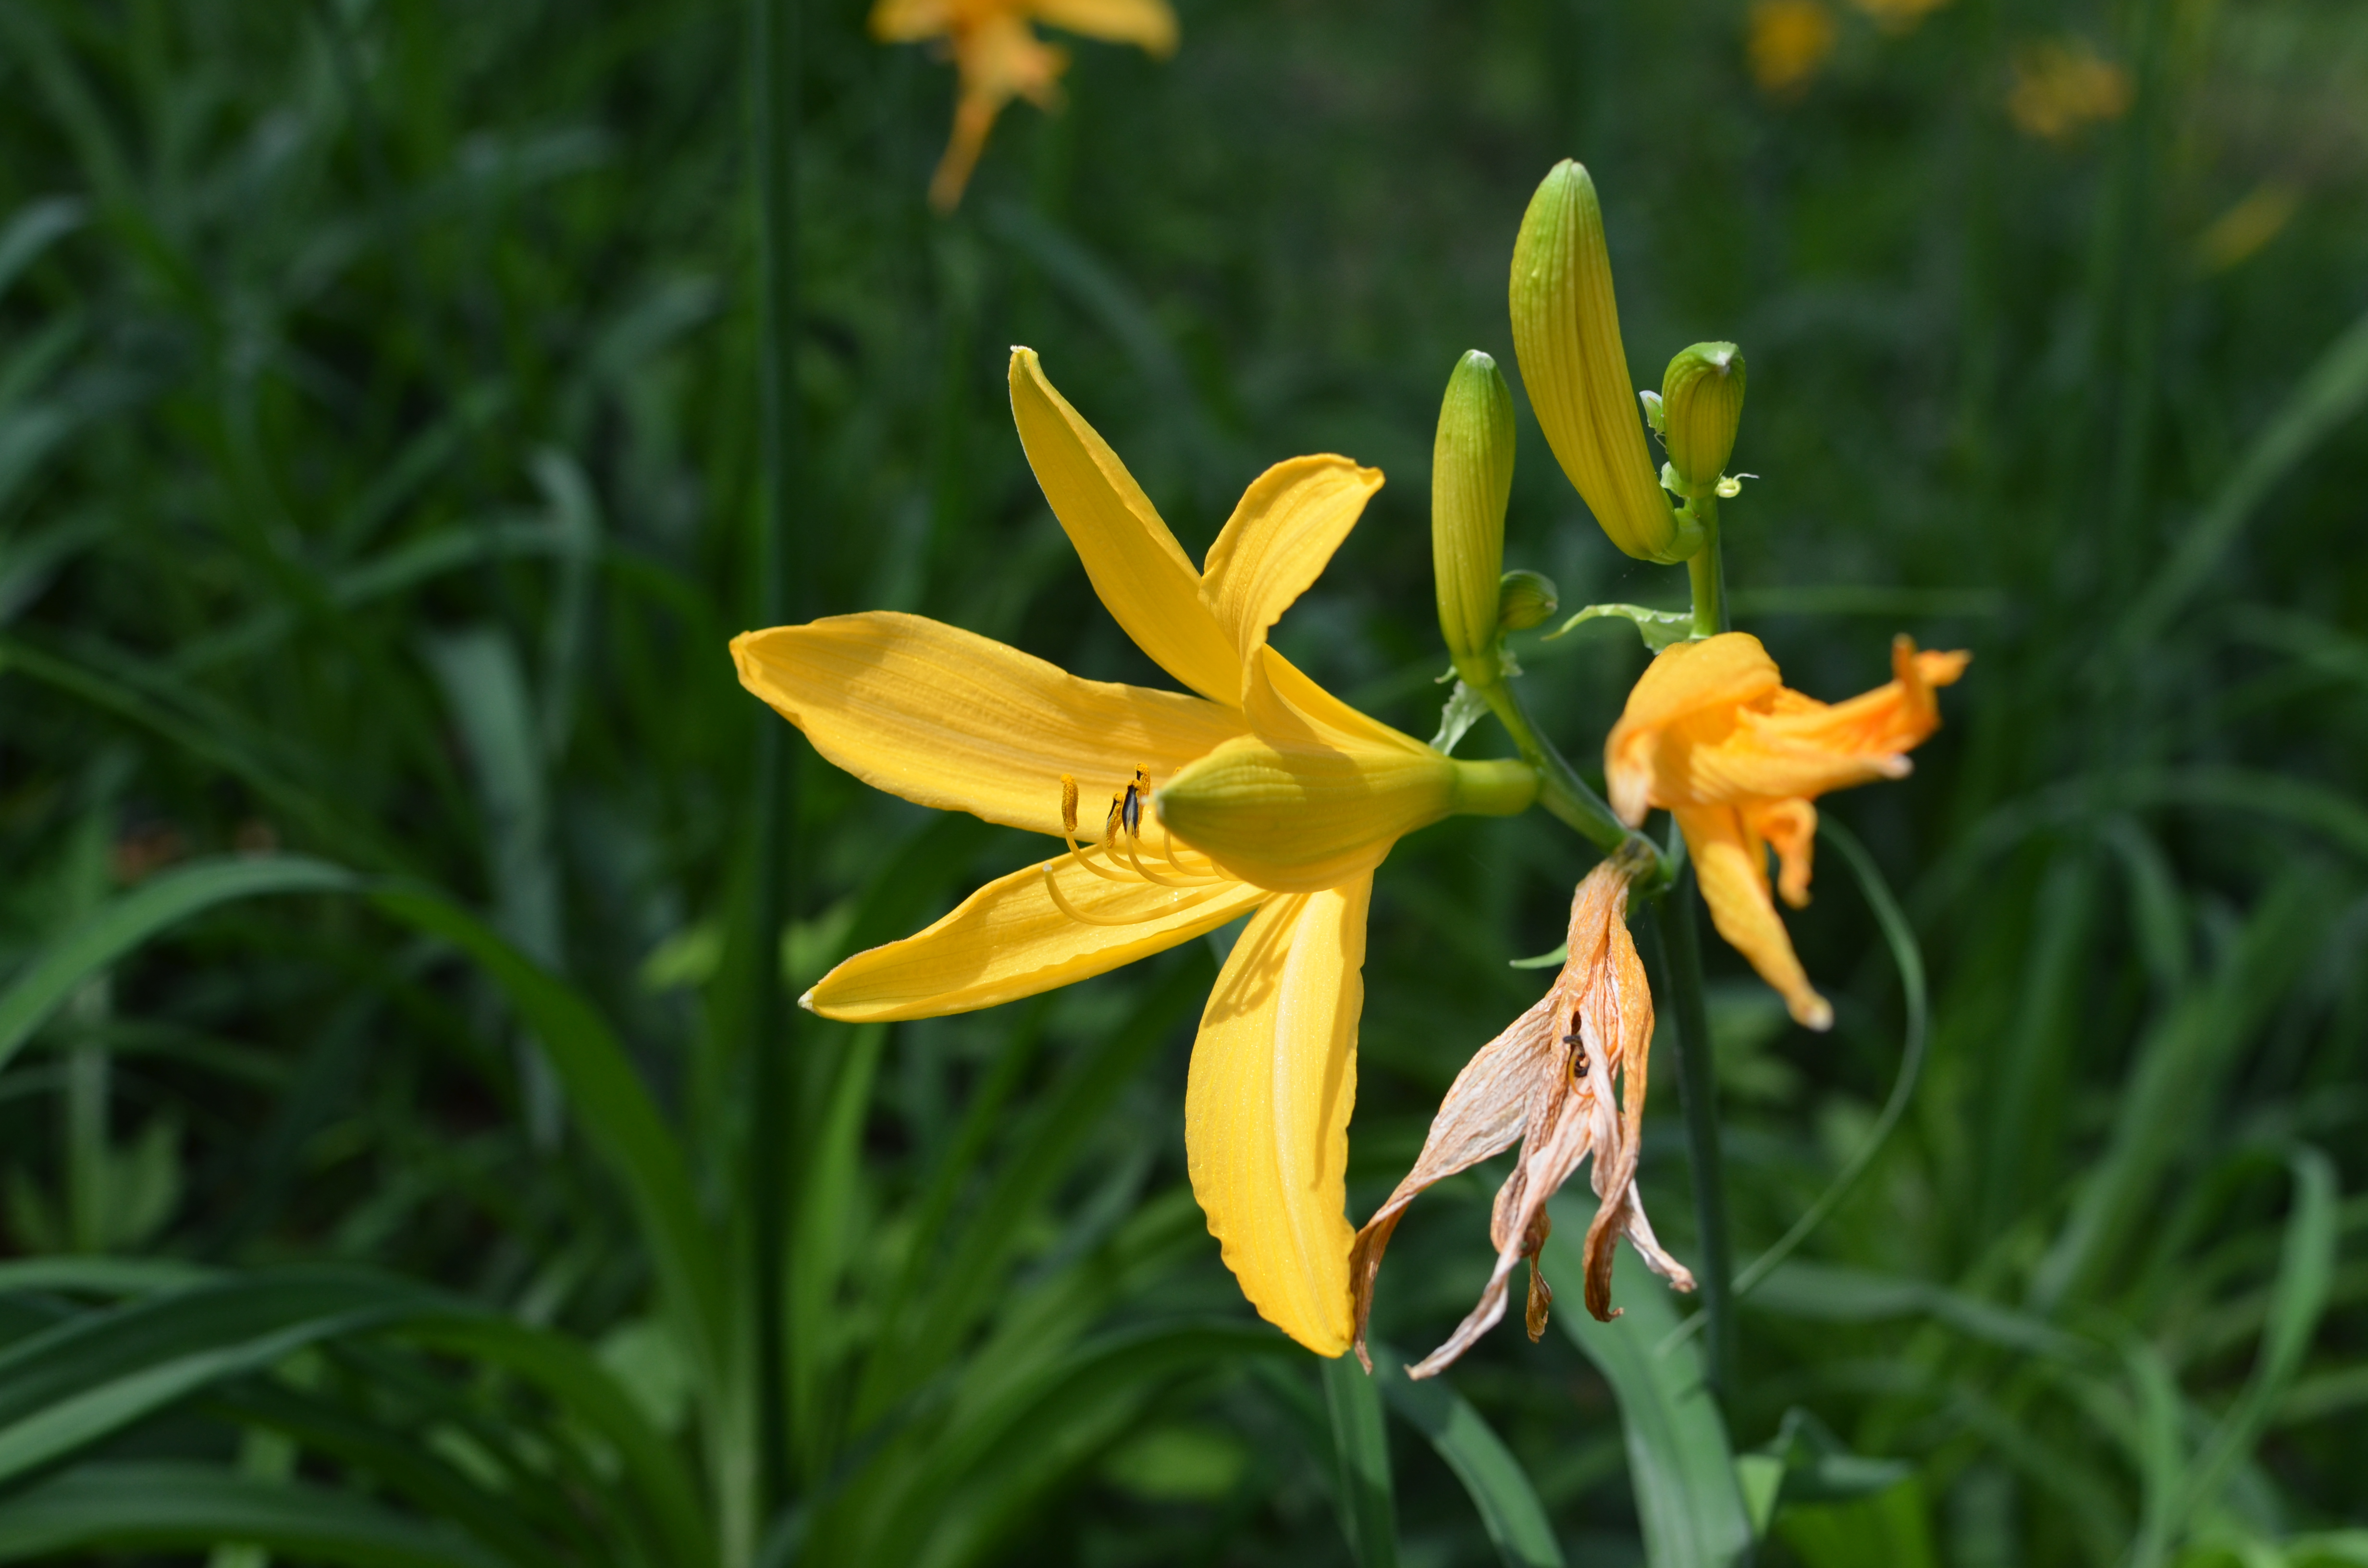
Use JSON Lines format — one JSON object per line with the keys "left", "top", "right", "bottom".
{"left": 1429, "top": 158, "right": 1751, "bottom": 679}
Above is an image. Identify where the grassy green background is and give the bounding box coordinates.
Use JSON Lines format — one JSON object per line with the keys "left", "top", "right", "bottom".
{"left": 0, "top": 0, "right": 2363, "bottom": 1563}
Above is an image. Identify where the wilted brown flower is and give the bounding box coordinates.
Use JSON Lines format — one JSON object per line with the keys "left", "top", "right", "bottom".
{"left": 1348, "top": 846, "right": 1694, "bottom": 1377}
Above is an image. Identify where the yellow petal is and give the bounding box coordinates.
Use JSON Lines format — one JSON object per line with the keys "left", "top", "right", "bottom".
{"left": 1008, "top": 349, "right": 1242, "bottom": 704}
{"left": 1186, "top": 874, "right": 1372, "bottom": 1355}
{"left": 1604, "top": 633, "right": 1783, "bottom": 824}
{"left": 1031, "top": 0, "right": 1177, "bottom": 54}
{"left": 810, "top": 855, "right": 1264, "bottom": 1022}
{"left": 871, "top": 0, "right": 952, "bottom": 40}
{"left": 1199, "top": 456, "right": 1383, "bottom": 686}
{"left": 731, "top": 612, "right": 1245, "bottom": 837}
{"left": 1677, "top": 806, "right": 1831, "bottom": 1030}
{"left": 1159, "top": 651, "right": 1535, "bottom": 894}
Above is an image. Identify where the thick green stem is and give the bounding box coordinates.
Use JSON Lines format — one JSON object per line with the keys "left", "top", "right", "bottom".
{"left": 1652, "top": 875, "right": 1737, "bottom": 1412}
{"left": 1469, "top": 672, "right": 1668, "bottom": 887}
{"left": 1683, "top": 493, "right": 1727, "bottom": 637}
{"left": 749, "top": 0, "right": 802, "bottom": 1533}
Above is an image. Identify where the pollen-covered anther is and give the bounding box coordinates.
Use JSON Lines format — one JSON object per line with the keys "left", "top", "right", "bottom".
{"left": 1044, "top": 770, "right": 1229, "bottom": 928}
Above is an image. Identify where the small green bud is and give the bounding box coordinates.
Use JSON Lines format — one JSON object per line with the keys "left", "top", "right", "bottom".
{"left": 1660, "top": 342, "right": 1746, "bottom": 496}
{"left": 1431, "top": 349, "right": 1517, "bottom": 682}
{"left": 1497, "top": 569, "right": 1559, "bottom": 632}
{"left": 1508, "top": 160, "right": 1698, "bottom": 564}
{"left": 1639, "top": 389, "right": 1666, "bottom": 438}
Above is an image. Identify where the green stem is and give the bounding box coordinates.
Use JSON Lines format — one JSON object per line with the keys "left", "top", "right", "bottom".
{"left": 1470, "top": 673, "right": 1668, "bottom": 887}
{"left": 1651, "top": 874, "right": 1737, "bottom": 1412}
{"left": 1683, "top": 493, "right": 1727, "bottom": 637}
{"left": 749, "top": 0, "right": 802, "bottom": 1531}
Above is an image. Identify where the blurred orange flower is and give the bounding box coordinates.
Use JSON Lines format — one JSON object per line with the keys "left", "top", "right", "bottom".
{"left": 2007, "top": 38, "right": 2131, "bottom": 142}
{"left": 1606, "top": 633, "right": 1967, "bottom": 1030}
{"left": 1748, "top": 0, "right": 1837, "bottom": 97}
{"left": 872, "top": 0, "right": 1177, "bottom": 211}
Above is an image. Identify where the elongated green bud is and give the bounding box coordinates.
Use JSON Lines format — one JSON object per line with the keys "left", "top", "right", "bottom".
{"left": 1497, "top": 570, "right": 1559, "bottom": 632}
{"left": 1509, "top": 160, "right": 1698, "bottom": 564}
{"left": 1431, "top": 350, "right": 1517, "bottom": 682}
{"left": 1661, "top": 342, "right": 1746, "bottom": 495}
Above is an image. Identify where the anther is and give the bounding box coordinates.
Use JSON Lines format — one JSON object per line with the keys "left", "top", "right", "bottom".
{"left": 1060, "top": 774, "right": 1079, "bottom": 839}
{"left": 1563, "top": 1010, "right": 1589, "bottom": 1078}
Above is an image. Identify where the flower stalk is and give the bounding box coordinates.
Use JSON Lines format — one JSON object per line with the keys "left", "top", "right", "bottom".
{"left": 1651, "top": 866, "right": 1737, "bottom": 1411}
{"left": 1684, "top": 491, "right": 1728, "bottom": 637}
{"left": 749, "top": 0, "right": 803, "bottom": 1529}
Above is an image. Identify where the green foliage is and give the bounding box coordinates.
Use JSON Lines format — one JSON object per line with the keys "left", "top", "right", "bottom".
{"left": 0, "top": 0, "right": 2362, "bottom": 1563}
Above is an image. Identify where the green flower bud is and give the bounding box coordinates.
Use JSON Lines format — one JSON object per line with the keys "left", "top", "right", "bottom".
{"left": 1497, "top": 569, "right": 1559, "bottom": 632}
{"left": 1508, "top": 160, "right": 1698, "bottom": 564}
{"left": 1660, "top": 342, "right": 1746, "bottom": 495}
{"left": 1431, "top": 350, "right": 1517, "bottom": 682}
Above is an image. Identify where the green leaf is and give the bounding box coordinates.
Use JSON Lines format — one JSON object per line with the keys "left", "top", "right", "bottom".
{"left": 1745, "top": 1407, "right": 1914, "bottom": 1531}
{"left": 368, "top": 884, "right": 726, "bottom": 1390}
{"left": 0, "top": 1461, "right": 515, "bottom": 1568}
{"left": 1776, "top": 1477, "right": 1937, "bottom": 1568}
{"left": 0, "top": 1270, "right": 433, "bottom": 1484}
{"left": 1323, "top": 1356, "right": 1401, "bottom": 1568}
{"left": 1546, "top": 1198, "right": 1751, "bottom": 1568}
{"left": 1373, "top": 1351, "right": 1565, "bottom": 1568}
{"left": 2114, "top": 302, "right": 2368, "bottom": 662}
{"left": 0, "top": 855, "right": 359, "bottom": 1078}
{"left": 1543, "top": 602, "right": 1697, "bottom": 650}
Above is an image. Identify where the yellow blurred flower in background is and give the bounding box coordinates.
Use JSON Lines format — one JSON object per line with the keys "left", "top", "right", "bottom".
{"left": 2007, "top": 37, "right": 2132, "bottom": 141}
{"left": 1749, "top": 0, "right": 1837, "bottom": 97}
{"left": 2196, "top": 181, "right": 2303, "bottom": 274}
{"left": 1605, "top": 632, "right": 1966, "bottom": 1030}
{"left": 872, "top": 0, "right": 1178, "bottom": 210}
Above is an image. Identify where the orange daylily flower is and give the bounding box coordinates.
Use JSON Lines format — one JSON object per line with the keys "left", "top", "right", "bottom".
{"left": 870, "top": 0, "right": 1178, "bottom": 211}
{"left": 1605, "top": 632, "right": 1968, "bottom": 1030}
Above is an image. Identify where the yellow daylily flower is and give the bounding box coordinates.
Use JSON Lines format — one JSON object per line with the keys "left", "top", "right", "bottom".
{"left": 732, "top": 348, "right": 1533, "bottom": 1356}
{"left": 870, "top": 0, "right": 1178, "bottom": 211}
{"left": 1604, "top": 632, "right": 1968, "bottom": 1029}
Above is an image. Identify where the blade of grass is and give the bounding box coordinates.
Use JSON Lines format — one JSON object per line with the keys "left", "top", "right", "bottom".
{"left": 1372, "top": 1350, "right": 1565, "bottom": 1568}
{"left": 1323, "top": 1356, "right": 1400, "bottom": 1568}
{"left": 1545, "top": 1196, "right": 1751, "bottom": 1568}
{"left": 0, "top": 855, "right": 359, "bottom": 1078}
{"left": 0, "top": 1460, "right": 514, "bottom": 1568}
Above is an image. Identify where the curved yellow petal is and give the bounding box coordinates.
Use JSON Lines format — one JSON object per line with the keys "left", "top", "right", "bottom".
{"left": 1199, "top": 456, "right": 1384, "bottom": 684}
{"left": 1031, "top": 0, "right": 1177, "bottom": 54}
{"left": 1158, "top": 650, "right": 1535, "bottom": 893}
{"left": 1616, "top": 636, "right": 1970, "bottom": 812}
{"left": 810, "top": 856, "right": 1265, "bottom": 1022}
{"left": 871, "top": 0, "right": 952, "bottom": 40}
{"left": 731, "top": 613, "right": 1245, "bottom": 837}
{"left": 1186, "top": 874, "right": 1372, "bottom": 1355}
{"left": 1605, "top": 633, "right": 1783, "bottom": 823}
{"left": 1008, "top": 349, "right": 1241, "bottom": 704}
{"left": 1677, "top": 806, "right": 1831, "bottom": 1030}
